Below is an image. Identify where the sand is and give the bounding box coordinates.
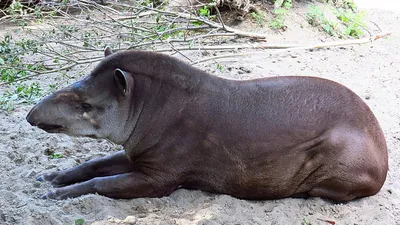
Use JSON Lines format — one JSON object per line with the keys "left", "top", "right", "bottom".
{"left": 0, "top": 1, "right": 399, "bottom": 225}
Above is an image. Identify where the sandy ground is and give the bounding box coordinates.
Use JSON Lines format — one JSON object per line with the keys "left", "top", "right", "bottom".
{"left": 1, "top": 1, "right": 400, "bottom": 225}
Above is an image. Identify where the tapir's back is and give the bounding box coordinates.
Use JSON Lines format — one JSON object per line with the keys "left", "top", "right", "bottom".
{"left": 200, "top": 76, "right": 380, "bottom": 146}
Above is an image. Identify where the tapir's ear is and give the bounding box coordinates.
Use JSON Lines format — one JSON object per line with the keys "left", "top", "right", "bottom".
{"left": 104, "top": 46, "right": 113, "bottom": 57}
{"left": 114, "top": 69, "right": 134, "bottom": 96}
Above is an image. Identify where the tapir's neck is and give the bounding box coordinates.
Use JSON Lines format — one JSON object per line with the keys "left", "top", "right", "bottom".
{"left": 121, "top": 70, "right": 228, "bottom": 158}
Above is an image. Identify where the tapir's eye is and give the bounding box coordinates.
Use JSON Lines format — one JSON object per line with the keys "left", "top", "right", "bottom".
{"left": 81, "top": 103, "right": 92, "bottom": 111}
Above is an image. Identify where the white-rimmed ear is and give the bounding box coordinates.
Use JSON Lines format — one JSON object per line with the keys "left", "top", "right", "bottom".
{"left": 104, "top": 46, "right": 113, "bottom": 57}
{"left": 113, "top": 69, "right": 134, "bottom": 96}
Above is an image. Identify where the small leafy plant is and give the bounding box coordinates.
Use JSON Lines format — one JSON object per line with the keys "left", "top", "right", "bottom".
{"left": 251, "top": 11, "right": 265, "bottom": 25}
{"left": 306, "top": 1, "right": 366, "bottom": 38}
{"left": 270, "top": 0, "right": 293, "bottom": 30}
{"left": 75, "top": 218, "right": 85, "bottom": 225}
{"left": 336, "top": 8, "right": 367, "bottom": 38}
{"left": 199, "top": 5, "right": 216, "bottom": 20}
{"left": 306, "top": 5, "right": 337, "bottom": 36}
{"left": 192, "top": 5, "right": 216, "bottom": 26}
{"left": 216, "top": 63, "right": 225, "bottom": 72}
{"left": 49, "top": 153, "right": 64, "bottom": 159}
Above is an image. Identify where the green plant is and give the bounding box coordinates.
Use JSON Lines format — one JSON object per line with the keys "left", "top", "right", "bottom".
{"left": 7, "top": 0, "right": 30, "bottom": 26}
{"left": 339, "top": 0, "right": 357, "bottom": 11}
{"left": 192, "top": 5, "right": 216, "bottom": 26}
{"left": 306, "top": 5, "right": 324, "bottom": 26}
{"left": 0, "top": 34, "right": 49, "bottom": 111}
{"left": 270, "top": 8, "right": 287, "bottom": 29}
{"left": 199, "top": 6, "right": 215, "bottom": 19}
{"left": 307, "top": 1, "right": 366, "bottom": 38}
{"left": 217, "top": 63, "right": 225, "bottom": 72}
{"left": 82, "top": 30, "right": 103, "bottom": 47}
{"left": 0, "top": 82, "right": 43, "bottom": 111}
{"left": 0, "top": 35, "right": 46, "bottom": 83}
{"left": 155, "top": 24, "right": 173, "bottom": 39}
{"left": 336, "top": 9, "right": 367, "bottom": 38}
{"left": 306, "top": 5, "right": 338, "bottom": 36}
{"left": 50, "top": 153, "right": 64, "bottom": 159}
{"left": 270, "top": 0, "right": 292, "bottom": 30}
{"left": 251, "top": 11, "right": 265, "bottom": 25}
{"left": 75, "top": 218, "right": 85, "bottom": 225}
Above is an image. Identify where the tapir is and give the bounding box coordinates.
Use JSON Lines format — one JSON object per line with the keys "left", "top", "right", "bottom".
{"left": 26, "top": 47, "right": 388, "bottom": 202}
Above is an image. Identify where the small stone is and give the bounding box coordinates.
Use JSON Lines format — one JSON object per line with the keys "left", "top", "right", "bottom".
{"left": 122, "top": 216, "right": 137, "bottom": 224}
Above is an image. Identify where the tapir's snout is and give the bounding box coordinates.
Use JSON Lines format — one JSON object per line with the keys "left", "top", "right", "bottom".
{"left": 26, "top": 98, "right": 66, "bottom": 133}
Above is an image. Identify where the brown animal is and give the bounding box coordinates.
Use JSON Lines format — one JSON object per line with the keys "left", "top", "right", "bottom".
{"left": 26, "top": 48, "right": 388, "bottom": 202}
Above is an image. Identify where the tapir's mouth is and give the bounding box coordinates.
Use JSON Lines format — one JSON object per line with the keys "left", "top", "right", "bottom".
{"left": 37, "top": 123, "right": 65, "bottom": 133}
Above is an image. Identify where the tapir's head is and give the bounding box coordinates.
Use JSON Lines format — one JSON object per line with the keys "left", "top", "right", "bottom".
{"left": 26, "top": 47, "right": 134, "bottom": 144}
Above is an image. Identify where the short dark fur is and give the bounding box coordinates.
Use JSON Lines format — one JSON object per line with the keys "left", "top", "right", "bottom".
{"left": 92, "top": 50, "right": 215, "bottom": 92}
{"left": 26, "top": 49, "right": 388, "bottom": 202}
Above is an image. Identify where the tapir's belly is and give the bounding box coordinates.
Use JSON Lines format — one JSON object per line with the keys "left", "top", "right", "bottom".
{"left": 185, "top": 131, "right": 331, "bottom": 199}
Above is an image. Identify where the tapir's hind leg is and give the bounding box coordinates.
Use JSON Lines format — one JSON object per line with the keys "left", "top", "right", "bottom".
{"left": 306, "top": 128, "right": 387, "bottom": 202}
{"left": 37, "top": 150, "right": 134, "bottom": 187}
{"left": 307, "top": 173, "right": 381, "bottom": 202}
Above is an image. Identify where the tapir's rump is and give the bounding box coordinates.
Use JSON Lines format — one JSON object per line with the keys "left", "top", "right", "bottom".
{"left": 26, "top": 49, "right": 388, "bottom": 202}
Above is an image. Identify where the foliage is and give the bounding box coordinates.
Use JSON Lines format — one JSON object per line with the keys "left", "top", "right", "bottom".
{"left": 0, "top": 82, "right": 43, "bottom": 111}
{"left": 270, "top": 0, "right": 292, "bottom": 30}
{"left": 306, "top": 5, "right": 337, "bottom": 36}
{"left": 50, "top": 153, "right": 64, "bottom": 159}
{"left": 75, "top": 218, "right": 85, "bottom": 225}
{"left": 216, "top": 63, "right": 225, "bottom": 72}
{"left": 0, "top": 35, "right": 45, "bottom": 83}
{"left": 193, "top": 5, "right": 216, "bottom": 26}
{"left": 306, "top": 1, "right": 366, "bottom": 38}
{"left": 250, "top": 11, "right": 265, "bottom": 25}
{"left": 336, "top": 8, "right": 367, "bottom": 38}
{"left": 0, "top": 35, "right": 47, "bottom": 111}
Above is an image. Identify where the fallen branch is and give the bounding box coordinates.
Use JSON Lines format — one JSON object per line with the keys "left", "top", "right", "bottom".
{"left": 155, "top": 43, "right": 303, "bottom": 52}
{"left": 191, "top": 32, "right": 392, "bottom": 64}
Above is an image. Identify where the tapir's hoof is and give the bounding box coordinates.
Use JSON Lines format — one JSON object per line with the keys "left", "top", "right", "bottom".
{"left": 41, "top": 191, "right": 61, "bottom": 200}
{"left": 36, "top": 173, "right": 64, "bottom": 187}
{"left": 36, "top": 173, "right": 55, "bottom": 182}
{"left": 41, "top": 193, "right": 50, "bottom": 199}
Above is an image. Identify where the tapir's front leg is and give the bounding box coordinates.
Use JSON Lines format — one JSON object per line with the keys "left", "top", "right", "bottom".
{"left": 37, "top": 150, "right": 134, "bottom": 187}
{"left": 42, "top": 171, "right": 178, "bottom": 200}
